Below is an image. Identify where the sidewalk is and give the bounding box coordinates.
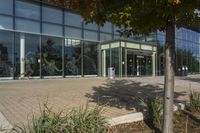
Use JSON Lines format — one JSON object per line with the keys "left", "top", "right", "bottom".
{"left": 0, "top": 75, "right": 199, "bottom": 126}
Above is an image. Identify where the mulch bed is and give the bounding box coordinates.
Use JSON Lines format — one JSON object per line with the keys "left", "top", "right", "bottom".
{"left": 109, "top": 111, "right": 200, "bottom": 133}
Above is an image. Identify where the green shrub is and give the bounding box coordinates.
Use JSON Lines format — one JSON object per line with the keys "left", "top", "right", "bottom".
{"left": 189, "top": 90, "right": 200, "bottom": 113}
{"left": 12, "top": 104, "right": 108, "bottom": 133}
{"left": 146, "top": 96, "right": 163, "bottom": 130}
{"left": 66, "top": 105, "right": 107, "bottom": 133}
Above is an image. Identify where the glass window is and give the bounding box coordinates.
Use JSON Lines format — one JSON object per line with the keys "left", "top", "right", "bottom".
{"left": 42, "top": 6, "right": 62, "bottom": 24}
{"left": 111, "top": 48, "right": 120, "bottom": 75}
{"left": 83, "top": 41, "right": 98, "bottom": 75}
{"left": 15, "top": 18, "right": 40, "bottom": 33}
{"left": 64, "top": 39, "right": 82, "bottom": 76}
{"left": 65, "top": 12, "right": 82, "bottom": 27}
{"left": 41, "top": 36, "right": 63, "bottom": 76}
{"left": 0, "top": 30, "right": 13, "bottom": 78}
{"left": 14, "top": 33, "right": 40, "bottom": 77}
{"left": 182, "top": 30, "right": 187, "bottom": 40}
{"left": 192, "top": 56, "right": 199, "bottom": 73}
{"left": 187, "top": 55, "right": 192, "bottom": 73}
{"left": 100, "top": 22, "right": 112, "bottom": 33}
{"left": 16, "top": 0, "right": 40, "bottom": 20}
{"left": 84, "top": 22, "right": 98, "bottom": 30}
{"left": 42, "top": 23, "right": 63, "bottom": 36}
{"left": 0, "top": 15, "right": 13, "bottom": 30}
{"left": 100, "top": 33, "right": 112, "bottom": 41}
{"left": 65, "top": 27, "right": 82, "bottom": 39}
{"left": 114, "top": 35, "right": 121, "bottom": 39}
{"left": 84, "top": 30, "right": 98, "bottom": 41}
{"left": 0, "top": 0, "right": 13, "bottom": 15}
{"left": 114, "top": 25, "right": 122, "bottom": 35}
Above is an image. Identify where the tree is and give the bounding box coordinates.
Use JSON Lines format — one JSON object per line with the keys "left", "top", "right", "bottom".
{"left": 49, "top": 0, "right": 199, "bottom": 132}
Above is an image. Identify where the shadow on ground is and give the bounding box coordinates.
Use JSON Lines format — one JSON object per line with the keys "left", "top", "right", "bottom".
{"left": 86, "top": 79, "right": 187, "bottom": 112}
{"left": 180, "top": 76, "right": 200, "bottom": 84}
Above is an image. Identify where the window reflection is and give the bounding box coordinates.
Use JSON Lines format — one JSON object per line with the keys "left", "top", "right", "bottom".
{"left": 65, "top": 12, "right": 82, "bottom": 27}
{"left": 0, "top": 0, "right": 13, "bottom": 15}
{"left": 83, "top": 41, "right": 98, "bottom": 75}
{"left": 41, "top": 36, "right": 63, "bottom": 76}
{"left": 100, "top": 33, "right": 112, "bottom": 41}
{"left": 42, "top": 6, "right": 62, "bottom": 24}
{"left": 0, "top": 30, "right": 13, "bottom": 77}
{"left": 65, "top": 27, "right": 82, "bottom": 38}
{"left": 0, "top": 15, "right": 13, "bottom": 30}
{"left": 111, "top": 48, "right": 119, "bottom": 75}
{"left": 14, "top": 33, "right": 40, "bottom": 77}
{"left": 43, "top": 23, "right": 63, "bottom": 36}
{"left": 84, "top": 22, "right": 98, "bottom": 30}
{"left": 158, "top": 28, "right": 200, "bottom": 74}
{"left": 15, "top": 18, "right": 40, "bottom": 33}
{"left": 65, "top": 39, "right": 81, "bottom": 76}
{"left": 84, "top": 30, "right": 98, "bottom": 41}
{"left": 16, "top": 0, "right": 40, "bottom": 20}
{"left": 100, "top": 22, "right": 112, "bottom": 33}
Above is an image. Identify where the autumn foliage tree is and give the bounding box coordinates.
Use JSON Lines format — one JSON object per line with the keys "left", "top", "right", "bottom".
{"left": 49, "top": 0, "right": 199, "bottom": 132}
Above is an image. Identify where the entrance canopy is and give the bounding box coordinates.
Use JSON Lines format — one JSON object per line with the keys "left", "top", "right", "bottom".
{"left": 99, "top": 39, "right": 157, "bottom": 77}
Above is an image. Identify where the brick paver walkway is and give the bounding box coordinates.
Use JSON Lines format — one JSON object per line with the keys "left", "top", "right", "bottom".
{"left": 0, "top": 75, "right": 200, "bottom": 126}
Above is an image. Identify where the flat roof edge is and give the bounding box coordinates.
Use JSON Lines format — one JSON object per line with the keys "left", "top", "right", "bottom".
{"left": 100, "top": 38, "right": 158, "bottom": 46}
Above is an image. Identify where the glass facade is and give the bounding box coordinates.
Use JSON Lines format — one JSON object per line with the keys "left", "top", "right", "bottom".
{"left": 14, "top": 33, "right": 40, "bottom": 77}
{"left": 15, "top": 18, "right": 40, "bottom": 33}
{"left": 0, "top": 0, "right": 199, "bottom": 79}
{"left": 42, "top": 6, "right": 62, "bottom": 24}
{"left": 41, "top": 36, "right": 63, "bottom": 76}
{"left": 0, "top": 15, "right": 13, "bottom": 30}
{"left": 0, "top": 30, "right": 13, "bottom": 78}
{"left": 65, "top": 39, "right": 81, "bottom": 76}
{"left": 157, "top": 28, "right": 200, "bottom": 75}
{"left": 83, "top": 41, "right": 98, "bottom": 75}
{"left": 0, "top": 0, "right": 13, "bottom": 15}
{"left": 15, "top": 0, "right": 40, "bottom": 20}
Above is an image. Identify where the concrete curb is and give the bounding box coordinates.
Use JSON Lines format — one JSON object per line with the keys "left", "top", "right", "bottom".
{"left": 0, "top": 112, "right": 13, "bottom": 133}
{"left": 107, "top": 112, "right": 144, "bottom": 126}
{"left": 107, "top": 103, "right": 185, "bottom": 126}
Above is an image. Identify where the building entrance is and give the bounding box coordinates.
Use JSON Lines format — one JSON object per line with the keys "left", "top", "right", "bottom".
{"left": 127, "top": 52, "right": 152, "bottom": 76}
{"left": 99, "top": 39, "right": 157, "bottom": 77}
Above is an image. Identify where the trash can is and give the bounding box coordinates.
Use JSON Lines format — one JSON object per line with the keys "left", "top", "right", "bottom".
{"left": 108, "top": 67, "right": 115, "bottom": 79}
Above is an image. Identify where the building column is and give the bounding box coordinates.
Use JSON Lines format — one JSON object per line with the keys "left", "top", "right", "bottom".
{"left": 102, "top": 50, "right": 106, "bottom": 77}
{"left": 20, "top": 33, "right": 25, "bottom": 78}
{"left": 152, "top": 52, "right": 156, "bottom": 77}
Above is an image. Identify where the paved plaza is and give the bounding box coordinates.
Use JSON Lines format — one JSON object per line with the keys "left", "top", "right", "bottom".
{"left": 0, "top": 75, "right": 200, "bottom": 126}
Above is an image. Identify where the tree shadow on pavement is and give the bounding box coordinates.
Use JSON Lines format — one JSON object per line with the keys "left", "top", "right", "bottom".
{"left": 86, "top": 79, "right": 188, "bottom": 112}
{"left": 180, "top": 76, "right": 200, "bottom": 84}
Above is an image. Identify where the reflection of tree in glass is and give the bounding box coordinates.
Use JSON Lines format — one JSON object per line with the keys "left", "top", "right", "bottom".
{"left": 0, "top": 43, "right": 12, "bottom": 77}
{"left": 25, "top": 52, "right": 36, "bottom": 76}
{"left": 83, "top": 55, "right": 97, "bottom": 72}
{"left": 65, "top": 57, "right": 80, "bottom": 75}
{"left": 83, "top": 44, "right": 97, "bottom": 74}
{"left": 25, "top": 42, "right": 42, "bottom": 77}
{"left": 158, "top": 45, "right": 200, "bottom": 73}
{"left": 65, "top": 46, "right": 81, "bottom": 75}
{"left": 42, "top": 39, "right": 62, "bottom": 75}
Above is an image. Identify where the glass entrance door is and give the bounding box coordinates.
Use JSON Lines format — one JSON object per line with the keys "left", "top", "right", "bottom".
{"left": 136, "top": 55, "right": 146, "bottom": 76}
{"left": 127, "top": 54, "right": 136, "bottom": 76}
{"left": 127, "top": 52, "right": 152, "bottom": 76}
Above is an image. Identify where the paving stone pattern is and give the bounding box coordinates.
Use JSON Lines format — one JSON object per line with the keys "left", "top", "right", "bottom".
{"left": 0, "top": 75, "right": 199, "bottom": 126}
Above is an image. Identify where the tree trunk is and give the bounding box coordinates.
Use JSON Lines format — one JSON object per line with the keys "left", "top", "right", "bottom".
{"left": 162, "top": 16, "right": 175, "bottom": 133}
